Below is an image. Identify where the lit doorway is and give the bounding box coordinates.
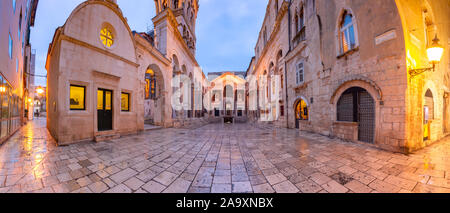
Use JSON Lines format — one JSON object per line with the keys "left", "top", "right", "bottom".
{"left": 98, "top": 89, "right": 113, "bottom": 131}
{"left": 424, "top": 89, "right": 434, "bottom": 141}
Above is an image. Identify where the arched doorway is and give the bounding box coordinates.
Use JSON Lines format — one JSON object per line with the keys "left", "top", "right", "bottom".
{"left": 145, "top": 64, "right": 165, "bottom": 126}
{"left": 337, "top": 87, "right": 375, "bottom": 143}
{"left": 224, "top": 85, "right": 234, "bottom": 116}
{"left": 294, "top": 98, "right": 308, "bottom": 129}
{"left": 424, "top": 89, "right": 434, "bottom": 141}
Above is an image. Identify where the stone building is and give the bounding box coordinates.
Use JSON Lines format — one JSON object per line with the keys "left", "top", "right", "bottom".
{"left": 206, "top": 72, "right": 248, "bottom": 123}
{"left": 247, "top": 0, "right": 449, "bottom": 153}
{"left": 0, "top": 0, "right": 38, "bottom": 144}
{"left": 46, "top": 0, "right": 207, "bottom": 145}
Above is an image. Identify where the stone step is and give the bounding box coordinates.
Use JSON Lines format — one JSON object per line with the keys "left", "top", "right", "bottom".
{"left": 95, "top": 133, "right": 120, "bottom": 142}
{"left": 144, "top": 124, "right": 163, "bottom": 132}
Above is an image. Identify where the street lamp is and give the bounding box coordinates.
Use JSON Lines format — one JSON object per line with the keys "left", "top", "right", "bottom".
{"left": 409, "top": 34, "right": 444, "bottom": 77}
{"left": 36, "top": 87, "right": 45, "bottom": 95}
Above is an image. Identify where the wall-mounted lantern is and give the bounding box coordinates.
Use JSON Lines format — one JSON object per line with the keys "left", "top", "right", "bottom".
{"left": 36, "top": 86, "right": 45, "bottom": 95}
{"left": 409, "top": 34, "right": 444, "bottom": 77}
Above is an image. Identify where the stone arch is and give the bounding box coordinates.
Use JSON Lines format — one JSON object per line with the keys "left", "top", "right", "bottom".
{"left": 330, "top": 76, "right": 383, "bottom": 104}
{"left": 181, "top": 64, "right": 187, "bottom": 74}
{"left": 423, "top": 80, "right": 439, "bottom": 119}
{"left": 293, "top": 96, "right": 310, "bottom": 109}
{"left": 145, "top": 64, "right": 166, "bottom": 125}
{"left": 188, "top": 72, "right": 194, "bottom": 117}
{"left": 172, "top": 54, "right": 180, "bottom": 73}
{"left": 293, "top": 96, "right": 310, "bottom": 128}
{"left": 269, "top": 62, "right": 275, "bottom": 77}
{"left": 331, "top": 79, "right": 381, "bottom": 144}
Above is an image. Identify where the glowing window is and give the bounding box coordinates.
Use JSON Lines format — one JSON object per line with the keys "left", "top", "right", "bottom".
{"left": 97, "top": 90, "right": 104, "bottom": 110}
{"left": 105, "top": 91, "right": 112, "bottom": 110}
{"left": 121, "top": 93, "right": 130, "bottom": 112}
{"left": 145, "top": 69, "right": 156, "bottom": 100}
{"left": 70, "top": 85, "right": 86, "bottom": 110}
{"left": 296, "top": 99, "right": 309, "bottom": 121}
{"left": 100, "top": 27, "right": 114, "bottom": 47}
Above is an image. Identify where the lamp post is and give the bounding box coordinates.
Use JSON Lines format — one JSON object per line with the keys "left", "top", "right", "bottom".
{"left": 409, "top": 34, "right": 444, "bottom": 77}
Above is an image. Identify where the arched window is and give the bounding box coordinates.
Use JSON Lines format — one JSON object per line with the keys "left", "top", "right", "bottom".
{"left": 298, "top": 7, "right": 304, "bottom": 32}
{"left": 339, "top": 11, "right": 357, "bottom": 53}
{"left": 145, "top": 69, "right": 156, "bottom": 100}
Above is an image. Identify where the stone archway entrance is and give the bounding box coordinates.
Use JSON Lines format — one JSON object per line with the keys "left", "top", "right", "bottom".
{"left": 294, "top": 98, "right": 308, "bottom": 129}
{"left": 424, "top": 89, "right": 434, "bottom": 141}
{"left": 145, "top": 64, "right": 166, "bottom": 126}
{"left": 337, "top": 87, "right": 375, "bottom": 143}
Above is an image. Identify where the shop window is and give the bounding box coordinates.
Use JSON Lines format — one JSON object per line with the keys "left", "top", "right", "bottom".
{"left": 70, "top": 85, "right": 86, "bottom": 110}
{"left": 121, "top": 92, "right": 130, "bottom": 112}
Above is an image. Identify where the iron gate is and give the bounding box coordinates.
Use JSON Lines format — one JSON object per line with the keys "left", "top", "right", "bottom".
{"left": 358, "top": 91, "right": 375, "bottom": 143}
{"left": 337, "top": 93, "right": 354, "bottom": 122}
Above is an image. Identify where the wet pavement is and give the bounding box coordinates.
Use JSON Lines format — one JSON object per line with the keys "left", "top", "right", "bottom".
{"left": 1, "top": 118, "right": 450, "bottom": 193}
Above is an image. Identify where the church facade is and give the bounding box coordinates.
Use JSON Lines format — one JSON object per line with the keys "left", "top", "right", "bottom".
{"left": 46, "top": 0, "right": 207, "bottom": 145}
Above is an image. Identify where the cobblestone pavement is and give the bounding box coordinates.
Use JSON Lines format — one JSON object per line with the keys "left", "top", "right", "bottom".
{"left": 1, "top": 118, "right": 450, "bottom": 193}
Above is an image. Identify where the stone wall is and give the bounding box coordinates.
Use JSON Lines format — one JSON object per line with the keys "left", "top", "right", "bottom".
{"left": 332, "top": 122, "right": 358, "bottom": 142}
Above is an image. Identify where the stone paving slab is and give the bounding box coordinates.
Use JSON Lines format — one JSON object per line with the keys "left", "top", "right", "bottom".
{"left": 2, "top": 119, "right": 450, "bottom": 193}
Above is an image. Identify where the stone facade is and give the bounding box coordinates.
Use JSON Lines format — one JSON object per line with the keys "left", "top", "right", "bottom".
{"left": 246, "top": 0, "right": 450, "bottom": 153}
{"left": 206, "top": 72, "right": 248, "bottom": 123}
{"left": 0, "top": 0, "right": 38, "bottom": 144}
{"left": 45, "top": 0, "right": 449, "bottom": 153}
{"left": 46, "top": 0, "right": 208, "bottom": 145}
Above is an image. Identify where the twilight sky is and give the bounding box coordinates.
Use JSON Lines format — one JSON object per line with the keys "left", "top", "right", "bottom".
{"left": 30, "top": 0, "right": 267, "bottom": 86}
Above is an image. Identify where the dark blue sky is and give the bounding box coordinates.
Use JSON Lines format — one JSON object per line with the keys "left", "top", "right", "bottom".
{"left": 30, "top": 0, "right": 267, "bottom": 86}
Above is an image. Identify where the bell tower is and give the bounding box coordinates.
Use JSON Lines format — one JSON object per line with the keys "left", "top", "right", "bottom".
{"left": 153, "top": 0, "right": 199, "bottom": 55}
